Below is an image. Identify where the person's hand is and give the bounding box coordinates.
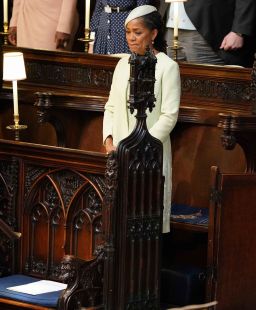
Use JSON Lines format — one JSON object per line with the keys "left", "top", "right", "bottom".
{"left": 104, "top": 136, "right": 116, "bottom": 154}
{"left": 8, "top": 27, "right": 17, "bottom": 46}
{"left": 55, "top": 32, "right": 71, "bottom": 50}
{"left": 220, "top": 31, "right": 244, "bottom": 51}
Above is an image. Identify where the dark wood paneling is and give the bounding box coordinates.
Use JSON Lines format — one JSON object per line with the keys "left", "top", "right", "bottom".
{"left": 1, "top": 48, "right": 256, "bottom": 309}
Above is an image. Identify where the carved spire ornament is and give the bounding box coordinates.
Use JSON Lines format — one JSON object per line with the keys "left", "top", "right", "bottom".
{"left": 104, "top": 49, "right": 164, "bottom": 309}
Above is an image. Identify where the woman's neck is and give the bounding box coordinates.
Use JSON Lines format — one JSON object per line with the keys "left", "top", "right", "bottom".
{"left": 152, "top": 48, "right": 159, "bottom": 55}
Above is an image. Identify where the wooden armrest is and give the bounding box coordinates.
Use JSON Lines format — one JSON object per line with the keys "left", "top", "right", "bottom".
{"left": 0, "top": 219, "right": 21, "bottom": 240}
{"left": 57, "top": 253, "right": 104, "bottom": 309}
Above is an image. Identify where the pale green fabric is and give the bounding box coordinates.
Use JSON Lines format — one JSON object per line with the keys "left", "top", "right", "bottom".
{"left": 103, "top": 52, "right": 181, "bottom": 232}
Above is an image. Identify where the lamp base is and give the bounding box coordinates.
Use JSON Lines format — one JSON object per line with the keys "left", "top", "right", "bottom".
{"left": 0, "top": 22, "right": 9, "bottom": 45}
{"left": 78, "top": 28, "right": 93, "bottom": 53}
{"left": 167, "top": 36, "right": 185, "bottom": 62}
{"left": 0, "top": 31, "right": 9, "bottom": 45}
{"left": 6, "top": 124, "right": 28, "bottom": 130}
{"left": 170, "top": 45, "right": 183, "bottom": 61}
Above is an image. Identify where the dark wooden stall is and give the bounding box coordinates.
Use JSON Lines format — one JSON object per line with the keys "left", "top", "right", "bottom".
{"left": 1, "top": 45, "right": 256, "bottom": 310}
{"left": 0, "top": 49, "right": 164, "bottom": 309}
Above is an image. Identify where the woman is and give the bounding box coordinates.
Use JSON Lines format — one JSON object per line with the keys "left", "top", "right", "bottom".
{"left": 8, "top": 0, "right": 78, "bottom": 51}
{"left": 103, "top": 5, "right": 181, "bottom": 233}
{"left": 90, "top": 0, "right": 152, "bottom": 54}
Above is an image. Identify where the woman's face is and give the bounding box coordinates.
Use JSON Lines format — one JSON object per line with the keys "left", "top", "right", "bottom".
{"left": 125, "top": 18, "right": 157, "bottom": 55}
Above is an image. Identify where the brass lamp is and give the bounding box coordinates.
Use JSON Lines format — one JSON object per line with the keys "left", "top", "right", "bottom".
{"left": 3, "top": 52, "right": 28, "bottom": 130}
{"left": 165, "top": 0, "right": 187, "bottom": 61}
{"left": 78, "top": 0, "right": 93, "bottom": 53}
{"left": 0, "top": 0, "right": 9, "bottom": 44}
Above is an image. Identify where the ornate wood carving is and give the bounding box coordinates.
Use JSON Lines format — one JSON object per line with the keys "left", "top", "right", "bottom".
{"left": 0, "top": 141, "right": 108, "bottom": 309}
{"left": 0, "top": 159, "right": 20, "bottom": 275}
{"left": 34, "top": 92, "right": 66, "bottom": 147}
{"left": 182, "top": 77, "right": 251, "bottom": 103}
{"left": 0, "top": 159, "right": 19, "bottom": 227}
{"left": 58, "top": 253, "right": 104, "bottom": 310}
{"left": 26, "top": 62, "right": 114, "bottom": 90}
{"left": 106, "top": 50, "right": 163, "bottom": 310}
{"left": 102, "top": 152, "right": 118, "bottom": 308}
{"left": 179, "top": 63, "right": 254, "bottom": 122}
{"left": 218, "top": 113, "right": 256, "bottom": 173}
{"left": 0, "top": 232, "right": 14, "bottom": 277}
{"left": 22, "top": 166, "right": 105, "bottom": 279}
{"left": 250, "top": 60, "right": 256, "bottom": 114}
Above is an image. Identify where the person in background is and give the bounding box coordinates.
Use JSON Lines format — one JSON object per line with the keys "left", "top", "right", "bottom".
{"left": 8, "top": 0, "right": 79, "bottom": 51}
{"left": 103, "top": 5, "right": 181, "bottom": 233}
{"left": 89, "top": 0, "right": 154, "bottom": 55}
{"left": 159, "top": 0, "right": 256, "bottom": 67}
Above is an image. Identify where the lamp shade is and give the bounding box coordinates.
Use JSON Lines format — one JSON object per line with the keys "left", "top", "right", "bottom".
{"left": 3, "top": 52, "right": 27, "bottom": 81}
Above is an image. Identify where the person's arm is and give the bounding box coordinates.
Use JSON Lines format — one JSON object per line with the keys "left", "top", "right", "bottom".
{"left": 232, "top": 0, "right": 256, "bottom": 36}
{"left": 149, "top": 60, "right": 181, "bottom": 143}
{"left": 9, "top": 0, "right": 21, "bottom": 27}
{"left": 220, "top": 0, "right": 256, "bottom": 51}
{"left": 103, "top": 59, "right": 124, "bottom": 153}
{"left": 57, "top": 0, "right": 77, "bottom": 34}
{"left": 8, "top": 0, "right": 21, "bottom": 45}
{"left": 55, "top": 0, "right": 77, "bottom": 48}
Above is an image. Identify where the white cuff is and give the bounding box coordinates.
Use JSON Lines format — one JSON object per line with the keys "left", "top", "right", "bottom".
{"left": 90, "top": 32, "right": 95, "bottom": 40}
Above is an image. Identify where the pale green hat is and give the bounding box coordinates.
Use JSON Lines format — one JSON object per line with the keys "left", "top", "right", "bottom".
{"left": 125, "top": 5, "right": 157, "bottom": 27}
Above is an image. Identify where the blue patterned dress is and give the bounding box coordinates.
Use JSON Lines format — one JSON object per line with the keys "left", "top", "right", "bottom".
{"left": 90, "top": 0, "right": 151, "bottom": 54}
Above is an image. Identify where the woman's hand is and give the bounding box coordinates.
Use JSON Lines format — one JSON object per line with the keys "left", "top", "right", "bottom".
{"left": 104, "top": 136, "right": 116, "bottom": 154}
{"left": 8, "top": 27, "right": 17, "bottom": 46}
{"left": 55, "top": 32, "right": 71, "bottom": 49}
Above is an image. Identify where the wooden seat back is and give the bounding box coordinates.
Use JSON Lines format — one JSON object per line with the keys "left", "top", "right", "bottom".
{"left": 0, "top": 140, "right": 107, "bottom": 309}
{"left": 171, "top": 122, "right": 246, "bottom": 209}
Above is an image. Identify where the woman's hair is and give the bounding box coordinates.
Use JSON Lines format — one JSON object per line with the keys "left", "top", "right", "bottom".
{"left": 141, "top": 11, "right": 167, "bottom": 53}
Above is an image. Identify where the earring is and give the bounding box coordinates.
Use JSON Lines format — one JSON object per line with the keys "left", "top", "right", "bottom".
{"left": 152, "top": 40, "right": 154, "bottom": 45}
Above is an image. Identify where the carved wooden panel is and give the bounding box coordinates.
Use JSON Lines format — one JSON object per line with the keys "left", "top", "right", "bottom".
{"left": 0, "top": 140, "right": 107, "bottom": 286}
{"left": 181, "top": 76, "right": 251, "bottom": 103}
{"left": 0, "top": 159, "right": 19, "bottom": 226}
{"left": 22, "top": 166, "right": 105, "bottom": 280}
{"left": 0, "top": 159, "right": 19, "bottom": 275}
{"left": 105, "top": 51, "right": 164, "bottom": 310}
{"left": 0, "top": 232, "right": 14, "bottom": 276}
{"left": 26, "top": 62, "right": 114, "bottom": 91}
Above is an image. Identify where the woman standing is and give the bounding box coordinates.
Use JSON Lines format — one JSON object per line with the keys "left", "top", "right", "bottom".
{"left": 8, "top": 0, "right": 78, "bottom": 51}
{"left": 90, "top": 0, "right": 152, "bottom": 54}
{"left": 103, "top": 5, "right": 181, "bottom": 232}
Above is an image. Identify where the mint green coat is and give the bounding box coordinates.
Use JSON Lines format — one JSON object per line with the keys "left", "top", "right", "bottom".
{"left": 103, "top": 52, "right": 181, "bottom": 232}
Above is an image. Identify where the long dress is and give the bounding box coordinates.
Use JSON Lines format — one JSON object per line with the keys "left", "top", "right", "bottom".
{"left": 103, "top": 52, "right": 181, "bottom": 232}
{"left": 10, "top": 0, "right": 78, "bottom": 51}
{"left": 90, "top": 0, "right": 151, "bottom": 54}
